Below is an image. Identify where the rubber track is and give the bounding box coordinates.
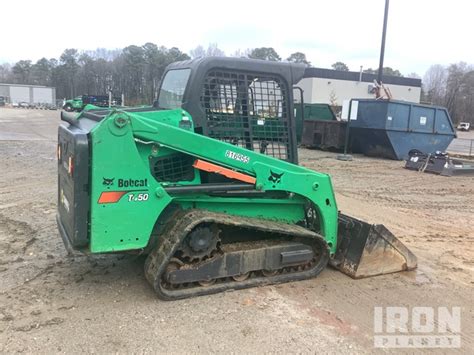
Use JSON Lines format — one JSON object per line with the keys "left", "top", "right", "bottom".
{"left": 144, "top": 209, "right": 330, "bottom": 300}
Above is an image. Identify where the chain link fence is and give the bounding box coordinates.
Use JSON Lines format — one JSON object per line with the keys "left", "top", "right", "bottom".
{"left": 448, "top": 137, "right": 474, "bottom": 156}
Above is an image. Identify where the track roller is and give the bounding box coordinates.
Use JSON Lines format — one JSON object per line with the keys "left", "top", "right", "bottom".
{"left": 145, "top": 209, "right": 330, "bottom": 300}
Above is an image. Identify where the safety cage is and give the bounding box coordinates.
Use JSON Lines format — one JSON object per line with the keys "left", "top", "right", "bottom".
{"left": 200, "top": 69, "right": 292, "bottom": 161}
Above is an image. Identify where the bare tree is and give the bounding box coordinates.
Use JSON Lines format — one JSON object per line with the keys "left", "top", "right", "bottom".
{"left": 190, "top": 44, "right": 225, "bottom": 58}
{"left": 329, "top": 90, "right": 338, "bottom": 110}
{"left": 422, "top": 62, "right": 474, "bottom": 124}
{"left": 206, "top": 43, "right": 225, "bottom": 57}
{"left": 190, "top": 45, "right": 206, "bottom": 59}
{"left": 0, "top": 63, "right": 13, "bottom": 82}
{"left": 231, "top": 49, "right": 251, "bottom": 58}
{"left": 423, "top": 64, "right": 447, "bottom": 105}
{"left": 445, "top": 62, "right": 473, "bottom": 123}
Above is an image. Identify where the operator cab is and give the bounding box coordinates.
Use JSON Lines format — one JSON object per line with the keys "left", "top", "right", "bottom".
{"left": 155, "top": 57, "right": 305, "bottom": 163}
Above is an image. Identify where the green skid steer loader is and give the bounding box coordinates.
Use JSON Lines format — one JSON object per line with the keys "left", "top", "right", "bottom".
{"left": 57, "top": 57, "right": 416, "bottom": 300}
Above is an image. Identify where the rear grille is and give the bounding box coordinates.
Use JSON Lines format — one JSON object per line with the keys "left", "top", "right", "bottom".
{"left": 151, "top": 154, "right": 195, "bottom": 182}
{"left": 201, "top": 70, "right": 291, "bottom": 161}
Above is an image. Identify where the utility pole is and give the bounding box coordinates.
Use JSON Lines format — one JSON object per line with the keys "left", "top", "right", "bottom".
{"left": 338, "top": 1, "right": 390, "bottom": 161}
{"left": 377, "top": 0, "right": 390, "bottom": 85}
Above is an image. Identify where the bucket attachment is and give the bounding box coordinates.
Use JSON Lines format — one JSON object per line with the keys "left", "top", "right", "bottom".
{"left": 405, "top": 150, "right": 474, "bottom": 177}
{"left": 330, "top": 214, "right": 417, "bottom": 278}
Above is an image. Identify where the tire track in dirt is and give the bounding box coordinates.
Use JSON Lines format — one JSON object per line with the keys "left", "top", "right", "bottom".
{"left": 0, "top": 213, "right": 38, "bottom": 259}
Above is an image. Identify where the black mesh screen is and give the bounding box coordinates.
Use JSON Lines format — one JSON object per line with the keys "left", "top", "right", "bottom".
{"left": 151, "top": 154, "right": 195, "bottom": 182}
{"left": 201, "top": 70, "right": 291, "bottom": 161}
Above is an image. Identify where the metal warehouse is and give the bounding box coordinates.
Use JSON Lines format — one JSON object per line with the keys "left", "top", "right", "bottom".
{"left": 0, "top": 83, "right": 56, "bottom": 105}
{"left": 298, "top": 68, "right": 422, "bottom": 105}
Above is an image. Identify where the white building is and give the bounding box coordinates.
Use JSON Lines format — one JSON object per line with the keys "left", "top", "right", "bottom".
{"left": 0, "top": 83, "right": 56, "bottom": 104}
{"left": 297, "top": 68, "right": 421, "bottom": 106}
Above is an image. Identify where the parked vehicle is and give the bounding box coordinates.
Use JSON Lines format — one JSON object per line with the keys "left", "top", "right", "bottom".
{"left": 0, "top": 96, "right": 5, "bottom": 107}
{"left": 63, "top": 95, "right": 122, "bottom": 112}
{"left": 457, "top": 122, "right": 471, "bottom": 131}
{"left": 35, "top": 103, "right": 54, "bottom": 110}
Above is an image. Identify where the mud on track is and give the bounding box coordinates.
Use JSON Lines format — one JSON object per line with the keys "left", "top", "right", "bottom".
{"left": 0, "top": 108, "right": 473, "bottom": 353}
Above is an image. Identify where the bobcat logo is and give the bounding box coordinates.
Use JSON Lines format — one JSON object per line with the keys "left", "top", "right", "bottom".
{"left": 268, "top": 170, "right": 284, "bottom": 184}
{"left": 103, "top": 177, "right": 115, "bottom": 186}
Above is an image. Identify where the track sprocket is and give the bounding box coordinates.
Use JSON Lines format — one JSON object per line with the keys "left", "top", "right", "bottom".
{"left": 179, "top": 225, "right": 220, "bottom": 261}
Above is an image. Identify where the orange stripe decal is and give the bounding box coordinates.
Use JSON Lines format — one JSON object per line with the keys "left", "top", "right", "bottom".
{"left": 98, "top": 191, "right": 128, "bottom": 204}
{"left": 193, "top": 159, "right": 256, "bottom": 184}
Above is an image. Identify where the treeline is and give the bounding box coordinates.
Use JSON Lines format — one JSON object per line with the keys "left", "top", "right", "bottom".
{"left": 423, "top": 63, "right": 474, "bottom": 124}
{"left": 1, "top": 42, "right": 472, "bottom": 124}
{"left": 0, "top": 44, "right": 311, "bottom": 105}
{"left": 0, "top": 44, "right": 190, "bottom": 105}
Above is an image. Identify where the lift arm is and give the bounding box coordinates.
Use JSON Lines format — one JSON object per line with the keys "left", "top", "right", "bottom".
{"left": 88, "top": 109, "right": 338, "bottom": 254}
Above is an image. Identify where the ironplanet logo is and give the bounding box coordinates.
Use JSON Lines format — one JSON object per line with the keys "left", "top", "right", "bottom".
{"left": 374, "top": 306, "right": 461, "bottom": 348}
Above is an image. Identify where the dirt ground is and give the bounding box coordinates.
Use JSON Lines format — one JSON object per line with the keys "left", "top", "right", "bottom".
{"left": 0, "top": 108, "right": 473, "bottom": 353}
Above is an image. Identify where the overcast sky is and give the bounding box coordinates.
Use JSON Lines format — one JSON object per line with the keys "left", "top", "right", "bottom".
{"left": 1, "top": 0, "right": 472, "bottom": 76}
